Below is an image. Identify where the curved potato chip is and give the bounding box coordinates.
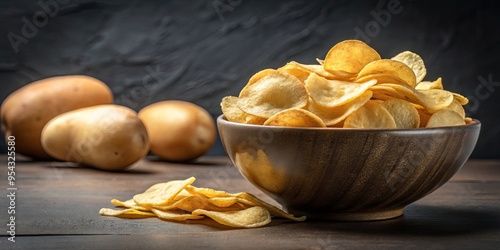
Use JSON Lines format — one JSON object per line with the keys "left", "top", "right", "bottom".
{"left": 344, "top": 101, "right": 397, "bottom": 129}
{"left": 192, "top": 206, "right": 272, "bottom": 228}
{"left": 239, "top": 68, "right": 276, "bottom": 95}
{"left": 391, "top": 51, "right": 427, "bottom": 83}
{"left": 281, "top": 61, "right": 355, "bottom": 81}
{"left": 237, "top": 70, "right": 308, "bottom": 118}
{"left": 452, "top": 92, "right": 469, "bottom": 105}
{"left": 417, "top": 89, "right": 454, "bottom": 113}
{"left": 445, "top": 98, "right": 466, "bottom": 119}
{"left": 306, "top": 91, "right": 373, "bottom": 126}
{"left": 305, "top": 72, "right": 377, "bottom": 108}
{"left": 382, "top": 98, "right": 420, "bottom": 128}
{"left": 371, "top": 84, "right": 453, "bottom": 113}
{"left": 221, "top": 96, "right": 246, "bottom": 123}
{"left": 263, "top": 108, "right": 326, "bottom": 127}
{"left": 416, "top": 77, "right": 443, "bottom": 90}
{"left": 152, "top": 209, "right": 204, "bottom": 221}
{"left": 234, "top": 192, "right": 306, "bottom": 222}
{"left": 426, "top": 109, "right": 466, "bottom": 128}
{"left": 324, "top": 40, "right": 381, "bottom": 74}
{"left": 133, "top": 177, "right": 196, "bottom": 206}
{"left": 355, "top": 73, "right": 408, "bottom": 86}
{"left": 464, "top": 117, "right": 473, "bottom": 124}
{"left": 111, "top": 199, "right": 150, "bottom": 211}
{"left": 277, "top": 63, "right": 311, "bottom": 82}
{"left": 358, "top": 59, "right": 417, "bottom": 87}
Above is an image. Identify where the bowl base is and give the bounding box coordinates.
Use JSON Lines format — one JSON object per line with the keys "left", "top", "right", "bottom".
{"left": 286, "top": 208, "right": 404, "bottom": 221}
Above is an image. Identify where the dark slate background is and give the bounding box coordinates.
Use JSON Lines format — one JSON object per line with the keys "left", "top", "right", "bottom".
{"left": 1, "top": 0, "right": 499, "bottom": 158}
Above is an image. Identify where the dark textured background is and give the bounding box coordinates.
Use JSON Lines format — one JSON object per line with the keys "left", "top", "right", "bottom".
{"left": 0, "top": 0, "right": 499, "bottom": 158}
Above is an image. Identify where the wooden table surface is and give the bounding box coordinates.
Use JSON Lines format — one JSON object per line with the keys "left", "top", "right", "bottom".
{"left": 1, "top": 155, "right": 499, "bottom": 249}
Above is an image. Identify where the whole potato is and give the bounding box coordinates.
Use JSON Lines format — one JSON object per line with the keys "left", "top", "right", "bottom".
{"left": 1, "top": 75, "right": 113, "bottom": 159}
{"left": 139, "top": 101, "right": 216, "bottom": 162}
{"left": 41, "top": 104, "right": 149, "bottom": 171}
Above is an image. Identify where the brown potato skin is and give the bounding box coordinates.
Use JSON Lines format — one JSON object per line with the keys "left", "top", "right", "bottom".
{"left": 41, "top": 105, "right": 149, "bottom": 171}
{"left": 139, "top": 101, "right": 216, "bottom": 162}
{"left": 1, "top": 75, "right": 113, "bottom": 159}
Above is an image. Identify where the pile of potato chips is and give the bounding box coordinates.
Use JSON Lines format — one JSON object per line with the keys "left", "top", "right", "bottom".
{"left": 221, "top": 40, "right": 472, "bottom": 128}
{"left": 99, "top": 177, "right": 305, "bottom": 228}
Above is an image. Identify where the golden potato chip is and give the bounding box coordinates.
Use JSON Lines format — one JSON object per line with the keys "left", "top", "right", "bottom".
{"left": 355, "top": 73, "right": 408, "bottom": 86}
{"left": 371, "top": 83, "right": 454, "bottom": 113}
{"left": 239, "top": 68, "right": 276, "bottom": 94}
{"left": 237, "top": 70, "right": 308, "bottom": 118}
{"left": 391, "top": 51, "right": 427, "bottom": 83}
{"left": 111, "top": 199, "right": 150, "bottom": 211}
{"left": 208, "top": 197, "right": 240, "bottom": 208}
{"left": 133, "top": 177, "right": 196, "bottom": 206}
{"left": 323, "top": 39, "right": 381, "bottom": 74}
{"left": 358, "top": 59, "right": 417, "bottom": 87}
{"left": 277, "top": 62, "right": 313, "bottom": 82}
{"left": 290, "top": 61, "right": 356, "bottom": 81}
{"left": 344, "top": 101, "right": 397, "bottom": 129}
{"left": 151, "top": 208, "right": 204, "bottom": 221}
{"left": 235, "top": 193, "right": 306, "bottom": 222}
{"left": 382, "top": 98, "right": 420, "bottom": 128}
{"left": 192, "top": 206, "right": 272, "bottom": 228}
{"left": 415, "top": 106, "right": 431, "bottom": 128}
{"left": 316, "top": 58, "right": 324, "bottom": 65}
{"left": 452, "top": 92, "right": 469, "bottom": 105}
{"left": 306, "top": 90, "right": 373, "bottom": 126}
{"left": 415, "top": 77, "right": 443, "bottom": 90}
{"left": 426, "top": 109, "right": 466, "bottom": 128}
{"left": 305, "top": 73, "right": 377, "bottom": 108}
{"left": 221, "top": 96, "right": 246, "bottom": 123}
{"left": 464, "top": 117, "right": 474, "bottom": 124}
{"left": 185, "top": 185, "right": 234, "bottom": 198}
{"left": 99, "top": 208, "right": 156, "bottom": 219}
{"left": 263, "top": 108, "right": 326, "bottom": 127}
{"left": 417, "top": 89, "right": 455, "bottom": 113}
{"left": 445, "top": 98, "right": 466, "bottom": 118}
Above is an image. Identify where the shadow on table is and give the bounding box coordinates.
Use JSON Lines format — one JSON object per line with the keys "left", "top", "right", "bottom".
{"left": 304, "top": 204, "right": 500, "bottom": 237}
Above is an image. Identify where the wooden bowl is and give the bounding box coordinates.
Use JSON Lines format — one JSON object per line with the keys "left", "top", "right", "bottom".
{"left": 217, "top": 115, "right": 481, "bottom": 221}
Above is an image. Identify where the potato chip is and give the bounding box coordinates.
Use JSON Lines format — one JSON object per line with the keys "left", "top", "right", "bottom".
{"left": 371, "top": 83, "right": 454, "bottom": 113}
{"left": 418, "top": 89, "right": 455, "bottom": 113}
{"left": 263, "top": 108, "right": 326, "bottom": 127}
{"left": 220, "top": 96, "right": 246, "bottom": 123}
{"left": 464, "top": 117, "right": 474, "bottom": 124}
{"left": 426, "top": 109, "right": 466, "bottom": 128}
{"left": 445, "top": 98, "right": 466, "bottom": 119}
{"left": 344, "top": 101, "right": 397, "bottom": 129}
{"left": 152, "top": 208, "right": 204, "bottom": 221}
{"left": 99, "top": 208, "right": 156, "bottom": 219}
{"left": 355, "top": 73, "right": 408, "bottom": 86}
{"left": 305, "top": 72, "right": 377, "bottom": 108}
{"left": 382, "top": 98, "right": 420, "bottom": 128}
{"left": 306, "top": 90, "right": 373, "bottom": 126}
{"left": 358, "top": 59, "right": 417, "bottom": 87}
{"left": 414, "top": 105, "right": 431, "bottom": 128}
{"left": 192, "top": 206, "right": 271, "bottom": 228}
{"left": 208, "top": 197, "right": 240, "bottom": 208}
{"left": 277, "top": 62, "right": 315, "bottom": 82}
{"left": 323, "top": 39, "right": 381, "bottom": 74}
{"left": 237, "top": 70, "right": 308, "bottom": 118}
{"left": 391, "top": 51, "right": 427, "bottom": 83}
{"left": 290, "top": 61, "right": 356, "bottom": 81}
{"left": 133, "top": 177, "right": 196, "bottom": 206}
{"left": 239, "top": 68, "right": 276, "bottom": 94}
{"left": 111, "top": 199, "right": 150, "bottom": 211}
{"left": 235, "top": 193, "right": 306, "bottom": 222}
{"left": 452, "top": 92, "right": 469, "bottom": 105}
{"left": 416, "top": 77, "right": 443, "bottom": 90}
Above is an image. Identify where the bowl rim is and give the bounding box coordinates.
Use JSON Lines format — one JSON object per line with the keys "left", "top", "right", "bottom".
{"left": 216, "top": 115, "right": 481, "bottom": 132}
